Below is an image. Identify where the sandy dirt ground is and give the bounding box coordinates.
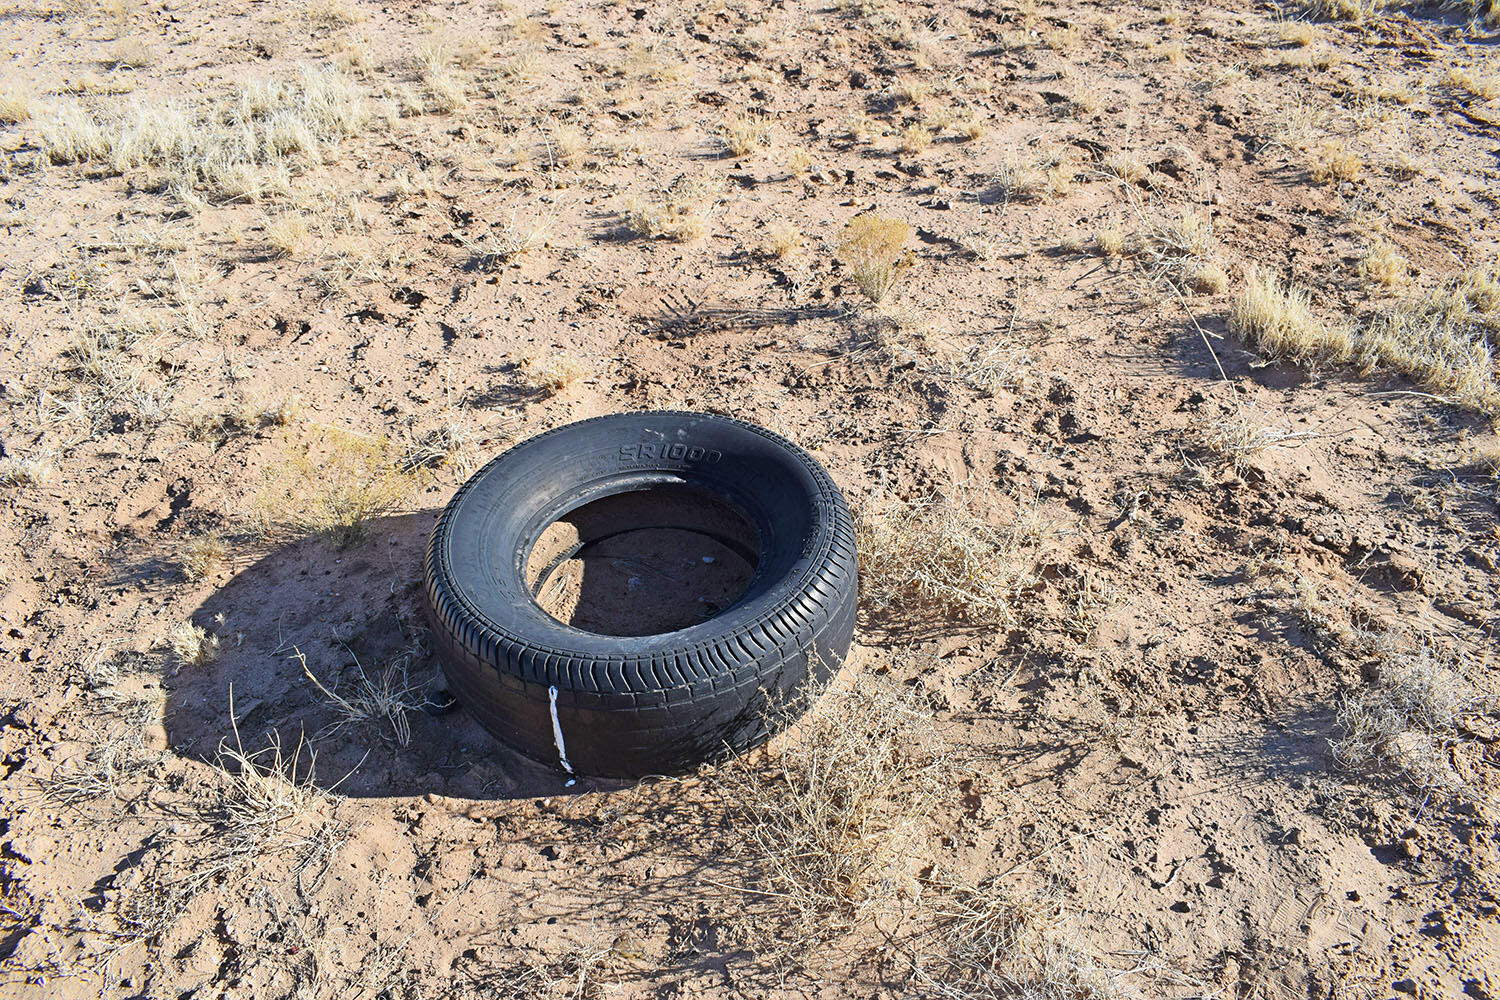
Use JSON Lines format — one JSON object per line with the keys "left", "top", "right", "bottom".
{"left": 1, "top": 0, "right": 1498, "bottom": 997}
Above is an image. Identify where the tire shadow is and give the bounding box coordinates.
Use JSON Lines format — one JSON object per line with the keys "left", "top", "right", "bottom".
{"left": 166, "top": 512, "right": 622, "bottom": 801}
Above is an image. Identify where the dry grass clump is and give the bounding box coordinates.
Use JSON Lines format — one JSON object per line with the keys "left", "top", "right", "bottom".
{"left": 1362, "top": 266, "right": 1500, "bottom": 412}
{"left": 1189, "top": 262, "right": 1230, "bottom": 295}
{"left": 37, "top": 685, "right": 162, "bottom": 807}
{"left": 987, "top": 153, "right": 1074, "bottom": 206}
{"left": 264, "top": 212, "right": 310, "bottom": 257}
{"left": 986, "top": 157, "right": 1046, "bottom": 205}
{"left": 1278, "top": 20, "right": 1319, "bottom": 45}
{"left": 0, "top": 451, "right": 56, "bottom": 486}
{"left": 255, "top": 426, "right": 417, "bottom": 547}
{"left": 478, "top": 944, "right": 621, "bottom": 999}
{"left": 1203, "top": 414, "right": 1320, "bottom": 470}
{"left": 1333, "top": 646, "right": 1494, "bottom": 792}
{"left": 913, "top": 878, "right": 1134, "bottom": 1000}
{"left": 400, "top": 411, "right": 482, "bottom": 474}
{"left": 180, "top": 531, "right": 230, "bottom": 581}
{"left": 721, "top": 113, "right": 769, "bottom": 156}
{"left": 420, "top": 44, "right": 469, "bottom": 112}
{"left": 1476, "top": 440, "right": 1500, "bottom": 476}
{"left": 295, "top": 644, "right": 428, "bottom": 746}
{"left": 899, "top": 122, "right": 934, "bottom": 154}
{"left": 1104, "top": 153, "right": 1148, "bottom": 185}
{"left": 1139, "top": 211, "right": 1221, "bottom": 289}
{"left": 1234, "top": 263, "right": 1498, "bottom": 412}
{"left": 920, "top": 340, "right": 1032, "bottom": 398}
{"left": 215, "top": 712, "right": 343, "bottom": 860}
{"left": 1446, "top": 64, "right": 1498, "bottom": 102}
{"left": 105, "top": 36, "right": 156, "bottom": 69}
{"left": 766, "top": 221, "right": 803, "bottom": 259}
{"left": 0, "top": 84, "right": 36, "bottom": 124}
{"left": 713, "top": 677, "right": 944, "bottom": 948}
{"left": 624, "top": 174, "right": 723, "bottom": 242}
{"left": 168, "top": 620, "right": 219, "bottom": 668}
{"left": 547, "top": 123, "right": 585, "bottom": 170}
{"left": 1229, "top": 268, "right": 1353, "bottom": 365}
{"left": 1309, "top": 141, "right": 1362, "bottom": 184}
{"left": 845, "top": 110, "right": 879, "bottom": 142}
{"left": 44, "top": 322, "right": 175, "bottom": 441}
{"left": 1358, "top": 236, "right": 1410, "bottom": 290}
{"left": 459, "top": 211, "right": 553, "bottom": 269}
{"left": 1094, "top": 226, "right": 1127, "bottom": 258}
{"left": 838, "top": 213, "right": 912, "bottom": 303}
{"left": 36, "top": 64, "right": 372, "bottom": 204}
{"left": 1303, "top": 0, "right": 1499, "bottom": 25}
{"left": 1297, "top": 0, "right": 1386, "bottom": 19}
{"left": 520, "top": 352, "right": 587, "bottom": 393}
{"left": 858, "top": 489, "right": 1042, "bottom": 627}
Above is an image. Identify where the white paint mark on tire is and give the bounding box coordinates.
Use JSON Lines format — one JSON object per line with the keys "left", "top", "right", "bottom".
{"left": 548, "top": 685, "right": 576, "bottom": 783}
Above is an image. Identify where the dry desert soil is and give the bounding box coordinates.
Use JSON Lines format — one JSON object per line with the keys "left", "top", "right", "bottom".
{"left": 1, "top": 0, "right": 1499, "bottom": 997}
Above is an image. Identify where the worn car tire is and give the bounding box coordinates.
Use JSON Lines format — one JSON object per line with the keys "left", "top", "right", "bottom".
{"left": 423, "top": 411, "right": 858, "bottom": 779}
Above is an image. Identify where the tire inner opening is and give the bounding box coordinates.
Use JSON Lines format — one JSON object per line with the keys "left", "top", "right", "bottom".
{"left": 526, "top": 485, "right": 761, "bottom": 637}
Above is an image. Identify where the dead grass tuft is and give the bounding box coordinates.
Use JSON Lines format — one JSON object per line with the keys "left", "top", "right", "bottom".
{"left": 721, "top": 113, "right": 769, "bottom": 156}
{"left": 766, "top": 221, "right": 803, "bottom": 259}
{"left": 1333, "top": 646, "right": 1494, "bottom": 793}
{"left": 254, "top": 426, "right": 417, "bottom": 547}
{"left": 1189, "top": 262, "right": 1230, "bottom": 295}
{"left": 0, "top": 450, "right": 56, "bottom": 486}
{"left": 215, "top": 707, "right": 342, "bottom": 860}
{"left": 1476, "top": 440, "right": 1500, "bottom": 476}
{"left": 36, "top": 64, "right": 372, "bottom": 204}
{"left": 914, "top": 877, "right": 1136, "bottom": 1000}
{"left": 460, "top": 210, "right": 553, "bottom": 269}
{"left": 625, "top": 174, "right": 723, "bottom": 242}
{"left": 1230, "top": 268, "right": 1353, "bottom": 365}
{"left": 520, "top": 352, "right": 587, "bottom": 394}
{"left": 295, "top": 643, "right": 428, "bottom": 747}
{"left": 1358, "top": 237, "right": 1410, "bottom": 290}
{"left": 838, "top": 213, "right": 912, "bottom": 303}
{"left": 400, "top": 410, "right": 484, "bottom": 475}
{"left": 899, "top": 122, "right": 934, "bottom": 154}
{"left": 713, "top": 676, "right": 945, "bottom": 948}
{"left": 1446, "top": 64, "right": 1498, "bottom": 102}
{"left": 264, "top": 212, "right": 310, "bottom": 257}
{"left": 180, "top": 531, "right": 230, "bottom": 581}
{"left": 1309, "top": 141, "right": 1362, "bottom": 184}
{"left": 858, "top": 489, "right": 1042, "bottom": 627}
{"left": 1203, "top": 414, "right": 1320, "bottom": 470}
{"left": 37, "top": 688, "right": 162, "bottom": 807}
{"left": 1362, "top": 266, "right": 1500, "bottom": 413}
{"left": 167, "top": 619, "right": 219, "bottom": 668}
{"left": 0, "top": 84, "right": 36, "bottom": 124}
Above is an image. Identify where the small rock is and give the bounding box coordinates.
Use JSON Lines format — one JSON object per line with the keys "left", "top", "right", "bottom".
{"left": 1399, "top": 839, "right": 1422, "bottom": 861}
{"left": 1393, "top": 979, "right": 1417, "bottom": 995}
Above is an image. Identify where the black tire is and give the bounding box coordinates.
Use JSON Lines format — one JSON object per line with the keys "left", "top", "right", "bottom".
{"left": 423, "top": 411, "right": 858, "bottom": 779}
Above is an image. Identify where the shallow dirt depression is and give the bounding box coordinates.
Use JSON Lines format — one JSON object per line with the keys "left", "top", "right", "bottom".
{"left": 526, "top": 485, "right": 760, "bottom": 636}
